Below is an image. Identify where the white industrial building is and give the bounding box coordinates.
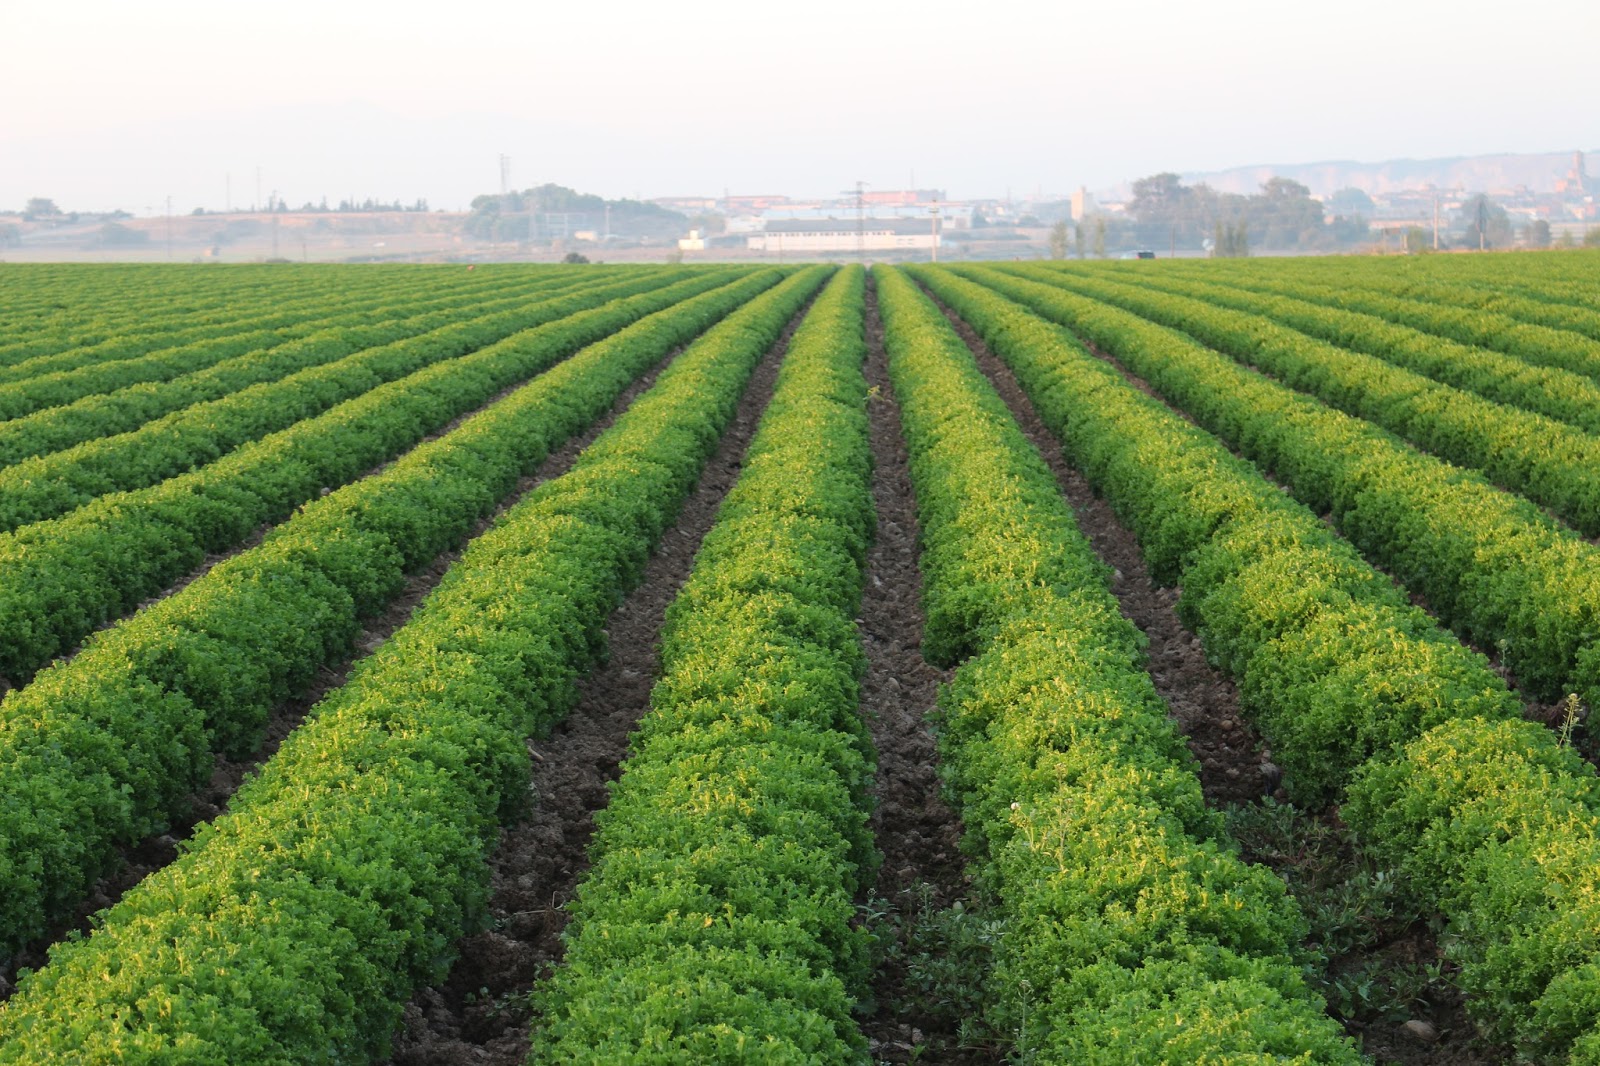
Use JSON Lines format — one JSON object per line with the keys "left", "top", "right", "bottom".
{"left": 747, "top": 218, "right": 939, "bottom": 254}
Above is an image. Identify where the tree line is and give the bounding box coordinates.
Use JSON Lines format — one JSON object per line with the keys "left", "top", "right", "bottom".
{"left": 1125, "top": 173, "right": 1355, "bottom": 253}
{"left": 464, "top": 184, "right": 687, "bottom": 244}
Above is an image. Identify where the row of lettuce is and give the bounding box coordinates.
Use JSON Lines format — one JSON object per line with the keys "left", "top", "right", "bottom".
{"left": 0, "top": 270, "right": 693, "bottom": 532}
{"left": 0, "top": 261, "right": 1365, "bottom": 1063}
{"left": 0, "top": 266, "right": 414, "bottom": 370}
{"left": 0, "top": 265, "right": 552, "bottom": 413}
{"left": 1226, "top": 250, "right": 1600, "bottom": 322}
{"left": 0, "top": 267, "right": 582, "bottom": 453}
{"left": 1162, "top": 254, "right": 1600, "bottom": 348}
{"left": 11, "top": 255, "right": 1597, "bottom": 1060}
{"left": 0, "top": 263, "right": 527, "bottom": 369}
{"left": 1009, "top": 265, "right": 1600, "bottom": 550}
{"left": 917, "top": 263, "right": 1600, "bottom": 1062}
{"left": 0, "top": 267, "right": 830, "bottom": 1061}
{"left": 1159, "top": 265, "right": 1600, "bottom": 385}
{"left": 1088, "top": 260, "right": 1600, "bottom": 432}
{"left": 0, "top": 269, "right": 744, "bottom": 683}
{"left": 532, "top": 267, "right": 882, "bottom": 1061}
{"left": 965, "top": 266, "right": 1600, "bottom": 710}
{"left": 0, "top": 268, "right": 788, "bottom": 959}
{"left": 878, "top": 268, "right": 1360, "bottom": 1061}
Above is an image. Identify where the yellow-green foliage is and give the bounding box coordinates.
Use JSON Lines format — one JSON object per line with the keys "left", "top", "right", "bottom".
{"left": 0, "top": 269, "right": 744, "bottom": 681}
{"left": 533, "top": 266, "right": 877, "bottom": 1063}
{"left": 919, "top": 261, "right": 1600, "bottom": 1062}
{"left": 880, "top": 266, "right": 1359, "bottom": 1063}
{"left": 0, "top": 267, "right": 827, "bottom": 1062}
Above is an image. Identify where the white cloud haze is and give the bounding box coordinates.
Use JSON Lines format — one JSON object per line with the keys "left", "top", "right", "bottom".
{"left": 4, "top": 0, "right": 1594, "bottom": 214}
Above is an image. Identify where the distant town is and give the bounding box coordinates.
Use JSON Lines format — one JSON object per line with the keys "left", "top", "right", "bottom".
{"left": 3, "top": 150, "right": 1595, "bottom": 264}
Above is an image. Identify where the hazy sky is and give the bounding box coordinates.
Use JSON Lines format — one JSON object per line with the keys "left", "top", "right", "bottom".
{"left": 5, "top": 0, "right": 1595, "bottom": 215}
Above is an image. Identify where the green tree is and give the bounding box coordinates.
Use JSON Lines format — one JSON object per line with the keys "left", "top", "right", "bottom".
{"left": 22, "top": 198, "right": 60, "bottom": 220}
{"left": 1129, "top": 173, "right": 1187, "bottom": 221}
{"left": 1073, "top": 220, "right": 1085, "bottom": 259}
{"left": 1458, "top": 194, "right": 1512, "bottom": 250}
{"left": 1329, "top": 213, "right": 1370, "bottom": 245}
{"left": 1584, "top": 227, "right": 1600, "bottom": 248}
{"left": 1213, "top": 220, "right": 1250, "bottom": 258}
{"left": 464, "top": 183, "right": 685, "bottom": 244}
{"left": 1526, "top": 219, "right": 1552, "bottom": 248}
{"left": 94, "top": 222, "right": 150, "bottom": 247}
{"left": 1325, "top": 187, "right": 1376, "bottom": 217}
{"left": 1254, "top": 177, "right": 1323, "bottom": 249}
{"left": 1403, "top": 226, "right": 1430, "bottom": 254}
{"left": 1128, "top": 171, "right": 1327, "bottom": 252}
{"left": 1092, "top": 216, "right": 1107, "bottom": 258}
{"left": 1129, "top": 172, "right": 1211, "bottom": 248}
{"left": 687, "top": 212, "right": 726, "bottom": 235}
{"left": 1048, "top": 220, "right": 1070, "bottom": 259}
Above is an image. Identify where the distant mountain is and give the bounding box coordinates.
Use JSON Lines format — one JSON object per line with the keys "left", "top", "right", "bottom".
{"left": 1167, "top": 150, "right": 1598, "bottom": 199}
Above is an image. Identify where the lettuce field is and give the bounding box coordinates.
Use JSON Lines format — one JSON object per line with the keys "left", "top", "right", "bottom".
{"left": 1, "top": 252, "right": 1599, "bottom": 1064}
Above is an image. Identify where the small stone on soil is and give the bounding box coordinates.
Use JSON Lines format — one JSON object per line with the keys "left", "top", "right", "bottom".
{"left": 1401, "top": 1019, "right": 1441, "bottom": 1044}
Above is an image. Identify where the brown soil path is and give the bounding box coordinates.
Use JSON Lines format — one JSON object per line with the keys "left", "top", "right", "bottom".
{"left": 856, "top": 276, "right": 999, "bottom": 1064}
{"left": 384, "top": 298, "right": 813, "bottom": 1066}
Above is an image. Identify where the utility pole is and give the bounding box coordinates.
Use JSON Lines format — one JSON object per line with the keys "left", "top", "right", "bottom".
{"left": 837, "top": 180, "right": 868, "bottom": 260}
{"left": 271, "top": 191, "right": 280, "bottom": 258}
{"left": 1432, "top": 194, "right": 1440, "bottom": 250}
{"left": 858, "top": 181, "right": 865, "bottom": 259}
{"left": 930, "top": 205, "right": 940, "bottom": 263}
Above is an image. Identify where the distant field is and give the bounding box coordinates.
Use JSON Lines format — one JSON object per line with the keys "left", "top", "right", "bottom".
{"left": 2, "top": 252, "right": 1600, "bottom": 1064}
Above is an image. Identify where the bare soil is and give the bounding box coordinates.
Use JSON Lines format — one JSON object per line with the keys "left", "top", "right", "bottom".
{"left": 1339, "top": 944, "right": 1508, "bottom": 1065}
{"left": 856, "top": 278, "right": 1000, "bottom": 1064}
{"left": 383, "top": 297, "right": 812, "bottom": 1066}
